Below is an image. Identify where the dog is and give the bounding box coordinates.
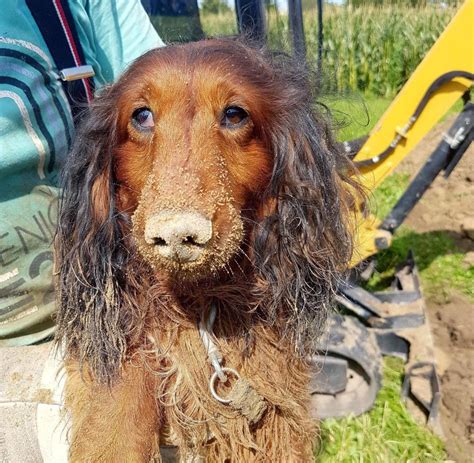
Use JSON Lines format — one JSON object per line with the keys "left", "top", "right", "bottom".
{"left": 55, "top": 39, "right": 358, "bottom": 462}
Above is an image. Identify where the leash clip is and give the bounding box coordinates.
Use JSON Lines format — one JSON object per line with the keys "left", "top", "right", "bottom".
{"left": 209, "top": 367, "right": 241, "bottom": 404}
{"left": 198, "top": 304, "right": 268, "bottom": 422}
{"left": 199, "top": 304, "right": 228, "bottom": 382}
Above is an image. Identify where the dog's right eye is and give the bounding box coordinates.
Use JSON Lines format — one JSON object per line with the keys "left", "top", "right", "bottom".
{"left": 221, "top": 106, "right": 249, "bottom": 128}
{"left": 132, "top": 107, "right": 154, "bottom": 130}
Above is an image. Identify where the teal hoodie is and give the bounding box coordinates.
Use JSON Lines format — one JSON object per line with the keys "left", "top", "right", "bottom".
{"left": 0, "top": 0, "right": 163, "bottom": 346}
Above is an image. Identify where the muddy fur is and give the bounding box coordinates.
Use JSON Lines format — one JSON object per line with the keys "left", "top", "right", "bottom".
{"left": 55, "top": 38, "right": 361, "bottom": 462}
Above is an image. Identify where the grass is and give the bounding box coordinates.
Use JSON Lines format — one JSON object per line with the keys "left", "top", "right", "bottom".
{"left": 318, "top": 357, "right": 446, "bottom": 462}
{"left": 200, "top": 10, "right": 238, "bottom": 37}
{"left": 322, "top": 94, "right": 392, "bottom": 142}
{"left": 368, "top": 173, "right": 411, "bottom": 220}
{"left": 367, "top": 173, "right": 474, "bottom": 301}
{"left": 367, "top": 227, "right": 474, "bottom": 302}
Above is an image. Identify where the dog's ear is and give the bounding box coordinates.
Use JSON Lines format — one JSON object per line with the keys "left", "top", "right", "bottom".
{"left": 55, "top": 88, "right": 145, "bottom": 384}
{"left": 253, "top": 107, "right": 359, "bottom": 352}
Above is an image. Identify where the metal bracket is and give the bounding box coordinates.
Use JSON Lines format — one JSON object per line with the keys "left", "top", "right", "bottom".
{"left": 401, "top": 362, "right": 442, "bottom": 435}
{"left": 330, "top": 253, "right": 443, "bottom": 434}
{"left": 309, "top": 314, "right": 383, "bottom": 419}
{"left": 59, "top": 65, "right": 95, "bottom": 81}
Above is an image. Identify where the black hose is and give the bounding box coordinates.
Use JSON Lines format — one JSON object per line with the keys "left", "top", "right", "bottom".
{"left": 354, "top": 71, "right": 474, "bottom": 168}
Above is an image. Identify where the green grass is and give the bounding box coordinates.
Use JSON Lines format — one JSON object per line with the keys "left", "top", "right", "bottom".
{"left": 367, "top": 228, "right": 474, "bottom": 301}
{"left": 368, "top": 173, "right": 411, "bottom": 220}
{"left": 200, "top": 10, "right": 238, "bottom": 37}
{"left": 367, "top": 173, "right": 474, "bottom": 301}
{"left": 318, "top": 358, "right": 446, "bottom": 462}
{"left": 322, "top": 95, "right": 392, "bottom": 142}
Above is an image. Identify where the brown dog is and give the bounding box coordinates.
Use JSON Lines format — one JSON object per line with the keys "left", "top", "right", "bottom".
{"left": 55, "top": 39, "right": 358, "bottom": 462}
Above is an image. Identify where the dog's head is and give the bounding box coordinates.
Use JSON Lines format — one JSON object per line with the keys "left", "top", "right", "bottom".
{"left": 116, "top": 43, "right": 275, "bottom": 278}
{"left": 56, "top": 39, "right": 359, "bottom": 381}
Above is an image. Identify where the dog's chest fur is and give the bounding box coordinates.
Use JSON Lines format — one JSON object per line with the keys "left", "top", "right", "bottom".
{"left": 147, "top": 318, "right": 315, "bottom": 460}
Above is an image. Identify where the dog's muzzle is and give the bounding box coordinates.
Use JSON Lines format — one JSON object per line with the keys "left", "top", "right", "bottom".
{"left": 144, "top": 210, "right": 212, "bottom": 263}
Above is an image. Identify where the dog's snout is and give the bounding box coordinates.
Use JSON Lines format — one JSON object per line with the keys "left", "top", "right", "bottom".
{"left": 144, "top": 211, "right": 212, "bottom": 263}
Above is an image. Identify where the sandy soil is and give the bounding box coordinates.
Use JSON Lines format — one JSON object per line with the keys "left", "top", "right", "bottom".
{"left": 395, "top": 117, "right": 474, "bottom": 462}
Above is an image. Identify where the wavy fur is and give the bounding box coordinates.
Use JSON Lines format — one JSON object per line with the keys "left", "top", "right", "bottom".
{"left": 55, "top": 38, "right": 360, "bottom": 462}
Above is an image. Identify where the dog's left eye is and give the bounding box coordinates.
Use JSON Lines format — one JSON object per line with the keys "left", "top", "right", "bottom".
{"left": 222, "top": 106, "right": 248, "bottom": 128}
{"left": 132, "top": 107, "right": 154, "bottom": 130}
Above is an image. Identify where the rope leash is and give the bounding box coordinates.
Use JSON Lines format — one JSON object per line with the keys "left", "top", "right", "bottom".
{"left": 198, "top": 304, "right": 267, "bottom": 423}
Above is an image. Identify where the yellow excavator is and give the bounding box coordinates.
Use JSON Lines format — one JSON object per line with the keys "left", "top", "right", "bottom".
{"left": 308, "top": 0, "right": 473, "bottom": 433}
{"left": 352, "top": 0, "right": 473, "bottom": 261}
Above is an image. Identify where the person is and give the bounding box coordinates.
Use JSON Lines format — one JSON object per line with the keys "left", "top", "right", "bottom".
{"left": 0, "top": 0, "right": 164, "bottom": 346}
{"left": 0, "top": 3, "right": 165, "bottom": 461}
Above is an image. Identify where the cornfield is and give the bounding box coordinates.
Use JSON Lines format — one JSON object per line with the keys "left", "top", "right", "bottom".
{"left": 154, "top": 4, "right": 458, "bottom": 98}
{"left": 307, "top": 5, "right": 457, "bottom": 96}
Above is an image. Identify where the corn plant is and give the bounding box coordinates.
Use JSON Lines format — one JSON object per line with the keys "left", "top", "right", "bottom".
{"left": 188, "top": 4, "right": 458, "bottom": 97}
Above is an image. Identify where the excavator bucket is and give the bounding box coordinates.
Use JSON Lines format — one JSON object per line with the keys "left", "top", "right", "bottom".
{"left": 310, "top": 253, "right": 443, "bottom": 434}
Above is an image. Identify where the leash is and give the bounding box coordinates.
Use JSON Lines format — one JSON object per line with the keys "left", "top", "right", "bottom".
{"left": 198, "top": 304, "right": 267, "bottom": 423}
{"left": 198, "top": 304, "right": 240, "bottom": 402}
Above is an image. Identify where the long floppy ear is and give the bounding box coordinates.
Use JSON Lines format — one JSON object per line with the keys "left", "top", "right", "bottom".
{"left": 55, "top": 88, "right": 146, "bottom": 384}
{"left": 254, "top": 103, "right": 359, "bottom": 353}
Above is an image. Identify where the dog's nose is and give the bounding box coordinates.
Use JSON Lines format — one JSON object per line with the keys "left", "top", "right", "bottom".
{"left": 144, "top": 211, "right": 212, "bottom": 263}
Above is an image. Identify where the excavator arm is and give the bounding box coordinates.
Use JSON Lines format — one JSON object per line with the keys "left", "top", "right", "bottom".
{"left": 351, "top": 0, "right": 473, "bottom": 264}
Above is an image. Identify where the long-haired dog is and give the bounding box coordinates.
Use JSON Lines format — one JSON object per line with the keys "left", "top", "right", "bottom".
{"left": 55, "top": 39, "right": 359, "bottom": 462}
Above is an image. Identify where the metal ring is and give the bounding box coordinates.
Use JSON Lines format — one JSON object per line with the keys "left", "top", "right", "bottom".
{"left": 209, "top": 367, "right": 241, "bottom": 404}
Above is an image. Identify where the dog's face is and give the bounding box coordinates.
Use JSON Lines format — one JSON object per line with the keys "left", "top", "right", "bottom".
{"left": 112, "top": 44, "right": 274, "bottom": 279}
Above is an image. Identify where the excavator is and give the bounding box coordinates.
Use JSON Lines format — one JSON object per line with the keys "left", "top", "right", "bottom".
{"left": 303, "top": 0, "right": 473, "bottom": 433}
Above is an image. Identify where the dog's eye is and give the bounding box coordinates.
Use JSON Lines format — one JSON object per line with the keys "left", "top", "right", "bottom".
{"left": 132, "top": 107, "right": 154, "bottom": 130}
{"left": 222, "top": 106, "right": 248, "bottom": 128}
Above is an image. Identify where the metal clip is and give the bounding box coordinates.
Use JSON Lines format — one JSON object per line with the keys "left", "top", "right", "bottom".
{"left": 443, "top": 126, "right": 466, "bottom": 149}
{"left": 199, "top": 304, "right": 227, "bottom": 382}
{"left": 59, "top": 65, "right": 95, "bottom": 82}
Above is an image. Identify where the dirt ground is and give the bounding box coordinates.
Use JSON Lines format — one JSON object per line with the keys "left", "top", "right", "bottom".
{"left": 395, "top": 118, "right": 474, "bottom": 462}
